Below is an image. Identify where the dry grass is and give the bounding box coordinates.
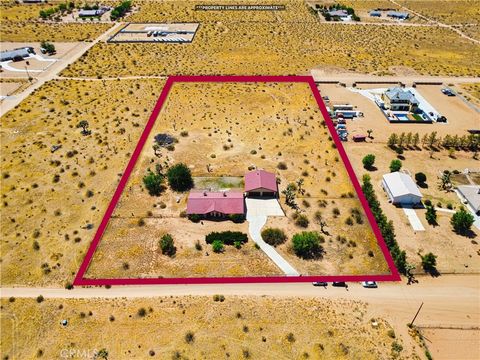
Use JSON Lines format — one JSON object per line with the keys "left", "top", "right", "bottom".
{"left": 0, "top": 296, "right": 405, "bottom": 359}
{"left": 87, "top": 81, "right": 389, "bottom": 279}
{"left": 398, "top": 0, "right": 480, "bottom": 25}
{"left": 62, "top": 19, "right": 480, "bottom": 77}
{"left": 0, "top": 78, "right": 165, "bottom": 286}
{"left": 459, "top": 82, "right": 480, "bottom": 103}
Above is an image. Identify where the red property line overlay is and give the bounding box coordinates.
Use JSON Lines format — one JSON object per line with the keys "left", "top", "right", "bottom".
{"left": 74, "top": 75, "right": 401, "bottom": 286}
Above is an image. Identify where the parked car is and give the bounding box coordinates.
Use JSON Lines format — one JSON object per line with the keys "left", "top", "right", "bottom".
{"left": 312, "top": 282, "right": 328, "bottom": 287}
{"left": 441, "top": 88, "right": 455, "bottom": 96}
{"left": 437, "top": 116, "right": 447, "bottom": 123}
{"left": 332, "top": 281, "right": 347, "bottom": 287}
{"left": 362, "top": 281, "right": 378, "bottom": 288}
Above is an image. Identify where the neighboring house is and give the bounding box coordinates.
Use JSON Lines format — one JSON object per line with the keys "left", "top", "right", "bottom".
{"left": 79, "top": 9, "right": 106, "bottom": 17}
{"left": 369, "top": 10, "right": 381, "bottom": 17}
{"left": 387, "top": 11, "right": 409, "bottom": 20}
{"left": 328, "top": 9, "right": 350, "bottom": 19}
{"left": 382, "top": 87, "right": 419, "bottom": 112}
{"left": 186, "top": 191, "right": 245, "bottom": 218}
{"left": 457, "top": 185, "right": 480, "bottom": 215}
{"left": 244, "top": 169, "right": 278, "bottom": 197}
{"left": 382, "top": 172, "right": 423, "bottom": 205}
{"left": 0, "top": 47, "right": 34, "bottom": 62}
{"left": 23, "top": 0, "right": 44, "bottom": 3}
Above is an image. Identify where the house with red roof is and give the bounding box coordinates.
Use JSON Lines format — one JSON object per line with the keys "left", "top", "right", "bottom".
{"left": 186, "top": 191, "right": 245, "bottom": 218}
{"left": 244, "top": 169, "right": 278, "bottom": 197}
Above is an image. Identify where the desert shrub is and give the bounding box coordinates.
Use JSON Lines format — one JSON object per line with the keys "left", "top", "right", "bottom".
{"left": 185, "top": 331, "right": 195, "bottom": 344}
{"left": 143, "top": 170, "right": 164, "bottom": 196}
{"left": 294, "top": 214, "right": 309, "bottom": 228}
{"left": 229, "top": 213, "right": 245, "bottom": 223}
{"left": 205, "top": 231, "right": 248, "bottom": 245}
{"left": 261, "top": 228, "right": 287, "bottom": 246}
{"left": 137, "top": 307, "right": 147, "bottom": 317}
{"left": 277, "top": 161, "right": 288, "bottom": 170}
{"left": 160, "top": 234, "right": 176, "bottom": 256}
{"left": 420, "top": 252, "right": 437, "bottom": 272}
{"left": 213, "top": 294, "right": 225, "bottom": 302}
{"left": 451, "top": 207, "right": 474, "bottom": 235}
{"left": 292, "top": 231, "right": 324, "bottom": 259}
{"left": 415, "top": 172, "right": 427, "bottom": 184}
{"left": 195, "top": 240, "right": 202, "bottom": 251}
{"left": 188, "top": 214, "right": 201, "bottom": 223}
{"left": 36, "top": 295, "right": 44, "bottom": 303}
{"left": 212, "top": 239, "right": 224, "bottom": 253}
{"left": 166, "top": 163, "right": 194, "bottom": 192}
{"left": 362, "top": 154, "right": 375, "bottom": 169}
{"left": 425, "top": 206, "right": 437, "bottom": 225}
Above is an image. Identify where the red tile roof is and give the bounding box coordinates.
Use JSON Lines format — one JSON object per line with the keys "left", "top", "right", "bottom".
{"left": 244, "top": 170, "right": 277, "bottom": 192}
{"left": 186, "top": 191, "right": 245, "bottom": 215}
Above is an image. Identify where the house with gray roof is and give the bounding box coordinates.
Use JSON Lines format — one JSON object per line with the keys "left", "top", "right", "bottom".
{"left": 387, "top": 11, "right": 409, "bottom": 20}
{"left": 382, "top": 87, "right": 419, "bottom": 112}
{"left": 0, "top": 47, "right": 34, "bottom": 62}
{"left": 457, "top": 185, "right": 480, "bottom": 215}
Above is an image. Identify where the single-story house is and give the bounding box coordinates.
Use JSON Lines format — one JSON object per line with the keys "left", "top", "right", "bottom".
{"left": 79, "top": 9, "right": 106, "bottom": 17}
{"left": 328, "top": 9, "right": 349, "bottom": 18}
{"left": 369, "top": 10, "right": 381, "bottom": 17}
{"left": 457, "top": 185, "right": 480, "bottom": 215}
{"left": 382, "top": 87, "right": 419, "bottom": 112}
{"left": 382, "top": 172, "right": 422, "bottom": 205}
{"left": 244, "top": 169, "right": 278, "bottom": 197}
{"left": 0, "top": 47, "right": 34, "bottom": 62}
{"left": 186, "top": 191, "right": 245, "bottom": 218}
{"left": 387, "top": 11, "right": 409, "bottom": 20}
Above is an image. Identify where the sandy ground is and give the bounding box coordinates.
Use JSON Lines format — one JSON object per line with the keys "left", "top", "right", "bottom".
{"left": 344, "top": 142, "right": 480, "bottom": 273}
{"left": 86, "top": 81, "right": 389, "bottom": 279}
{"left": 420, "top": 328, "right": 480, "bottom": 360}
{"left": 0, "top": 80, "right": 27, "bottom": 96}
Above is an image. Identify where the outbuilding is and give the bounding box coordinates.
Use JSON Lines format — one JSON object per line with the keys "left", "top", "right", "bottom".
{"left": 244, "top": 169, "right": 278, "bottom": 197}
{"left": 382, "top": 172, "right": 422, "bottom": 205}
{"left": 0, "top": 47, "right": 34, "bottom": 62}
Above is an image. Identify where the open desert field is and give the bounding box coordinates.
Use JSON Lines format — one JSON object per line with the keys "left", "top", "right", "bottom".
{"left": 398, "top": 0, "right": 480, "bottom": 25}
{"left": 61, "top": 1, "right": 480, "bottom": 77}
{"left": 0, "top": 78, "right": 30, "bottom": 96}
{"left": 0, "top": 295, "right": 411, "bottom": 359}
{"left": 344, "top": 142, "right": 480, "bottom": 273}
{"left": 0, "top": 78, "right": 165, "bottom": 287}
{"left": 459, "top": 82, "right": 480, "bottom": 105}
{"left": 0, "top": 1, "right": 112, "bottom": 41}
{"left": 86, "top": 81, "right": 390, "bottom": 280}
{"left": 420, "top": 327, "right": 480, "bottom": 360}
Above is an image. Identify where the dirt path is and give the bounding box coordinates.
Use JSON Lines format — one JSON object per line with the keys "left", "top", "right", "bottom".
{"left": 0, "top": 22, "right": 124, "bottom": 118}
{"left": 388, "top": 0, "right": 480, "bottom": 44}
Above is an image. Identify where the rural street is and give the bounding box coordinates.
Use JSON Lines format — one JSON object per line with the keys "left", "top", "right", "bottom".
{"left": 1, "top": 274, "right": 479, "bottom": 328}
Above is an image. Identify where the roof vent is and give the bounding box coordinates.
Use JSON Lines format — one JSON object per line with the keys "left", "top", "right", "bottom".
{"left": 203, "top": 191, "right": 207, "bottom": 196}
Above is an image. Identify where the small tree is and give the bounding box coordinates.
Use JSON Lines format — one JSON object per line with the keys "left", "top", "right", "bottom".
{"left": 450, "top": 207, "right": 474, "bottom": 235}
{"left": 367, "top": 129, "right": 373, "bottom": 138}
{"left": 40, "top": 41, "right": 56, "bottom": 55}
{"left": 143, "top": 170, "right": 164, "bottom": 196}
{"left": 95, "top": 348, "right": 109, "bottom": 359}
{"left": 425, "top": 205, "right": 437, "bottom": 225}
{"left": 362, "top": 154, "right": 375, "bottom": 170}
{"left": 389, "top": 159, "right": 402, "bottom": 172}
{"left": 160, "top": 234, "right": 176, "bottom": 256}
{"left": 292, "top": 231, "right": 324, "bottom": 259}
{"left": 212, "top": 239, "right": 224, "bottom": 253}
{"left": 415, "top": 172, "right": 427, "bottom": 184}
{"left": 76, "top": 120, "right": 90, "bottom": 135}
{"left": 282, "top": 183, "right": 297, "bottom": 209}
{"left": 166, "top": 163, "right": 194, "bottom": 192}
{"left": 420, "top": 252, "right": 437, "bottom": 272}
{"left": 314, "top": 211, "right": 328, "bottom": 234}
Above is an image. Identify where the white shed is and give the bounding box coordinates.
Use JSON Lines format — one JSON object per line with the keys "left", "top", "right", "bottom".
{"left": 382, "top": 172, "right": 422, "bottom": 205}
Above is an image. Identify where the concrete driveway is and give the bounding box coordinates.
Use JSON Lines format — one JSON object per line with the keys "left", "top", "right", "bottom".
{"left": 245, "top": 198, "right": 284, "bottom": 217}
{"left": 402, "top": 206, "right": 425, "bottom": 231}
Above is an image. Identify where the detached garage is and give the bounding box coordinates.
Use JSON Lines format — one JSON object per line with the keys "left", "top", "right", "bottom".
{"left": 244, "top": 169, "right": 278, "bottom": 197}
{"left": 382, "top": 172, "right": 422, "bottom": 205}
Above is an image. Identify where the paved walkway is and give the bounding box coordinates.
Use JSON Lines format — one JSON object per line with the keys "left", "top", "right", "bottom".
{"left": 246, "top": 214, "right": 299, "bottom": 276}
{"left": 402, "top": 206, "right": 425, "bottom": 231}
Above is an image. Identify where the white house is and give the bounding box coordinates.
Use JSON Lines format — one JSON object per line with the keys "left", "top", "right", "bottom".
{"left": 382, "top": 172, "right": 422, "bottom": 205}
{"left": 457, "top": 185, "right": 480, "bottom": 215}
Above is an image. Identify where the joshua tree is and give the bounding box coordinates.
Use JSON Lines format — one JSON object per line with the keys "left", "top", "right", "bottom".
{"left": 76, "top": 120, "right": 90, "bottom": 135}
{"left": 367, "top": 129, "right": 373, "bottom": 138}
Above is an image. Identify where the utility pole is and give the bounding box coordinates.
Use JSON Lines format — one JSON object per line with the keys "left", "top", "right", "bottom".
{"left": 409, "top": 302, "right": 424, "bottom": 327}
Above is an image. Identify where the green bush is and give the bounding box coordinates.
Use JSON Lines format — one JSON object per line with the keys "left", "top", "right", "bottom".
{"left": 261, "top": 228, "right": 287, "bottom": 246}
{"left": 294, "top": 214, "right": 309, "bottom": 228}
{"left": 389, "top": 159, "right": 402, "bottom": 172}
{"left": 188, "top": 214, "right": 201, "bottom": 223}
{"left": 415, "top": 172, "right": 427, "bottom": 184}
{"left": 420, "top": 252, "right": 437, "bottom": 272}
{"left": 292, "top": 231, "right": 324, "bottom": 259}
{"left": 212, "top": 240, "right": 224, "bottom": 253}
{"left": 425, "top": 205, "right": 437, "bottom": 225}
{"left": 166, "top": 163, "right": 194, "bottom": 192}
{"left": 362, "top": 154, "right": 375, "bottom": 169}
{"left": 229, "top": 213, "right": 245, "bottom": 223}
{"left": 143, "top": 171, "right": 164, "bottom": 196}
{"left": 160, "top": 234, "right": 176, "bottom": 257}
{"left": 451, "top": 207, "right": 474, "bottom": 234}
{"left": 205, "top": 231, "right": 248, "bottom": 245}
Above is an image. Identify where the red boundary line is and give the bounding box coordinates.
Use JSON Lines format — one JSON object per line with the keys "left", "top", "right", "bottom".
{"left": 74, "top": 75, "right": 400, "bottom": 286}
